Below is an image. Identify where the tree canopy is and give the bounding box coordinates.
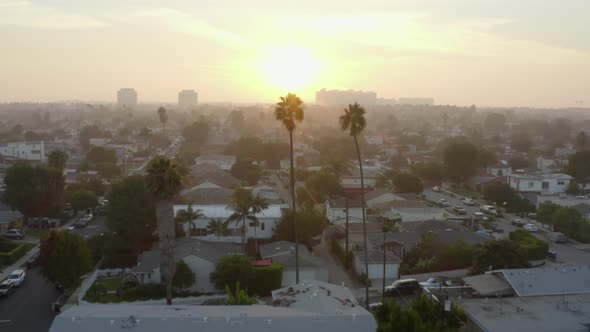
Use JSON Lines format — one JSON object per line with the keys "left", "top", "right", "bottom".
{"left": 106, "top": 176, "right": 157, "bottom": 253}
{"left": 211, "top": 255, "right": 254, "bottom": 291}
{"left": 230, "top": 159, "right": 262, "bottom": 185}
{"left": 172, "top": 259, "right": 195, "bottom": 292}
{"left": 482, "top": 182, "right": 534, "bottom": 213}
{"left": 470, "top": 239, "right": 530, "bottom": 275}
{"left": 40, "top": 230, "right": 92, "bottom": 289}
{"left": 274, "top": 206, "right": 327, "bottom": 248}
{"left": 443, "top": 141, "right": 480, "bottom": 183}
{"left": 393, "top": 172, "right": 424, "bottom": 193}
{"left": 410, "top": 162, "right": 444, "bottom": 184}
{"left": 86, "top": 146, "right": 118, "bottom": 164}
{"left": 3, "top": 163, "right": 64, "bottom": 217}
{"left": 71, "top": 189, "right": 98, "bottom": 212}
{"left": 305, "top": 171, "right": 342, "bottom": 201}
{"left": 48, "top": 149, "right": 68, "bottom": 170}
{"left": 567, "top": 150, "right": 590, "bottom": 184}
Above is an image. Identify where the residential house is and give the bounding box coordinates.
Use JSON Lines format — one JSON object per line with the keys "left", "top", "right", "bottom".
{"left": 259, "top": 241, "right": 328, "bottom": 286}
{"left": 50, "top": 281, "right": 376, "bottom": 332}
{"left": 130, "top": 238, "right": 241, "bottom": 293}
{"left": 486, "top": 161, "right": 512, "bottom": 177}
{"left": 535, "top": 157, "right": 563, "bottom": 173}
{"left": 340, "top": 170, "right": 379, "bottom": 192}
{"left": 250, "top": 184, "right": 283, "bottom": 204}
{"left": 325, "top": 197, "right": 364, "bottom": 224}
{"left": 365, "top": 189, "right": 407, "bottom": 211}
{"left": 508, "top": 173, "right": 572, "bottom": 194}
{"left": 536, "top": 194, "right": 590, "bottom": 218}
{"left": 194, "top": 155, "right": 236, "bottom": 171}
{"left": 190, "top": 163, "right": 240, "bottom": 189}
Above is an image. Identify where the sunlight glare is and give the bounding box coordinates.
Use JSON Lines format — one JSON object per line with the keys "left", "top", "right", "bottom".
{"left": 260, "top": 47, "right": 321, "bottom": 91}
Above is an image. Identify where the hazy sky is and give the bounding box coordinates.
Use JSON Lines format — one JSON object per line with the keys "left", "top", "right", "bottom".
{"left": 1, "top": 0, "right": 589, "bottom": 107}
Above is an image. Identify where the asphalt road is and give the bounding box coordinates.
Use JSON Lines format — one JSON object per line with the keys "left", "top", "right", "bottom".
{"left": 0, "top": 267, "right": 59, "bottom": 332}
{"left": 71, "top": 215, "right": 107, "bottom": 239}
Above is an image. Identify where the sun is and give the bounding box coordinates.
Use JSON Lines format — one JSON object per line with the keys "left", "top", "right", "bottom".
{"left": 260, "top": 47, "right": 321, "bottom": 91}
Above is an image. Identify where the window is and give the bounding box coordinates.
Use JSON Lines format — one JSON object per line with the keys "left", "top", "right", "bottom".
{"left": 249, "top": 222, "right": 256, "bottom": 227}
{"left": 557, "top": 181, "right": 564, "bottom": 185}
{"left": 528, "top": 181, "right": 534, "bottom": 188}
{"left": 542, "top": 182, "right": 549, "bottom": 189}
{"left": 261, "top": 222, "right": 265, "bottom": 231}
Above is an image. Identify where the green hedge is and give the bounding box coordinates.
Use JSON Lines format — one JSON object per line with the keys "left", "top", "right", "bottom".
{"left": 248, "top": 262, "right": 284, "bottom": 297}
{"left": 509, "top": 229, "right": 548, "bottom": 260}
{"left": 330, "top": 237, "right": 354, "bottom": 270}
{"left": 0, "top": 242, "right": 35, "bottom": 265}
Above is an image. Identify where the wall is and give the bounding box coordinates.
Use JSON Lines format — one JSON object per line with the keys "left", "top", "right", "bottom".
{"left": 354, "top": 258, "right": 399, "bottom": 284}
{"left": 281, "top": 267, "right": 328, "bottom": 286}
{"left": 327, "top": 206, "right": 364, "bottom": 224}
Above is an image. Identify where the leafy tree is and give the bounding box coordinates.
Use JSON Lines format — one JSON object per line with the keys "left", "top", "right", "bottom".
{"left": 567, "top": 150, "right": 590, "bottom": 184}
{"left": 305, "top": 171, "right": 342, "bottom": 201}
{"left": 95, "top": 162, "right": 122, "bottom": 179}
{"left": 230, "top": 159, "right": 262, "bottom": 185}
{"left": 477, "top": 148, "right": 497, "bottom": 167}
{"left": 443, "top": 141, "right": 479, "bottom": 183}
{"left": 470, "top": 239, "right": 529, "bottom": 275}
{"left": 40, "top": 230, "right": 92, "bottom": 289}
{"left": 146, "top": 157, "right": 183, "bottom": 305}
{"left": 172, "top": 259, "right": 195, "bottom": 293}
{"left": 48, "top": 149, "right": 68, "bottom": 170}
{"left": 138, "top": 127, "right": 152, "bottom": 147}
{"left": 157, "top": 106, "right": 168, "bottom": 133}
{"left": 511, "top": 134, "right": 532, "bottom": 153}
{"left": 375, "top": 296, "right": 466, "bottom": 332}
{"left": 181, "top": 121, "right": 209, "bottom": 146}
{"left": 340, "top": 102, "right": 370, "bottom": 308}
{"left": 3, "top": 163, "right": 64, "bottom": 218}
{"left": 274, "top": 93, "right": 304, "bottom": 283}
{"left": 274, "top": 205, "right": 327, "bottom": 248}
{"left": 509, "top": 156, "right": 530, "bottom": 170}
{"left": 106, "top": 176, "right": 156, "bottom": 254}
{"left": 211, "top": 255, "right": 254, "bottom": 291}
{"left": 227, "top": 188, "right": 268, "bottom": 254}
{"left": 566, "top": 180, "right": 581, "bottom": 195}
{"left": 575, "top": 131, "right": 588, "bottom": 150}
{"left": 71, "top": 189, "right": 98, "bottom": 212}
{"left": 377, "top": 169, "right": 397, "bottom": 190}
{"left": 393, "top": 172, "right": 423, "bottom": 193}
{"left": 536, "top": 202, "right": 560, "bottom": 228}
{"left": 207, "top": 219, "right": 231, "bottom": 239}
{"left": 483, "top": 182, "right": 534, "bottom": 213}
{"left": 175, "top": 203, "right": 205, "bottom": 234}
{"left": 86, "top": 146, "right": 118, "bottom": 164}
{"left": 79, "top": 125, "right": 110, "bottom": 150}
{"left": 410, "top": 162, "right": 444, "bottom": 184}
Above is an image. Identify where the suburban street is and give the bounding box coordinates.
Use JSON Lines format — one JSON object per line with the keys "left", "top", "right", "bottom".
{"left": 422, "top": 187, "right": 590, "bottom": 265}
{"left": 0, "top": 267, "right": 60, "bottom": 332}
{"left": 73, "top": 215, "right": 107, "bottom": 239}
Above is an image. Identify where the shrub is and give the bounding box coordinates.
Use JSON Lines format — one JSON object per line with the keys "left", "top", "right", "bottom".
{"left": 0, "top": 242, "right": 33, "bottom": 265}
{"left": 211, "top": 255, "right": 254, "bottom": 291}
{"left": 248, "top": 262, "right": 284, "bottom": 296}
{"left": 330, "top": 237, "right": 354, "bottom": 270}
{"left": 509, "top": 230, "right": 549, "bottom": 260}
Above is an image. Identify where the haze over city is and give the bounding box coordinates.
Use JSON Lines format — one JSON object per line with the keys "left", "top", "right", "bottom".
{"left": 1, "top": 0, "right": 589, "bottom": 107}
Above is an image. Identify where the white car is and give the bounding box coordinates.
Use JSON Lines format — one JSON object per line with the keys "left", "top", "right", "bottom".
{"left": 7, "top": 269, "right": 25, "bottom": 286}
{"left": 524, "top": 223, "right": 539, "bottom": 232}
{"left": 433, "top": 186, "right": 442, "bottom": 192}
{"left": 462, "top": 198, "right": 477, "bottom": 206}
{"left": 0, "top": 280, "right": 14, "bottom": 296}
{"left": 439, "top": 199, "right": 450, "bottom": 207}
{"left": 419, "top": 277, "right": 452, "bottom": 289}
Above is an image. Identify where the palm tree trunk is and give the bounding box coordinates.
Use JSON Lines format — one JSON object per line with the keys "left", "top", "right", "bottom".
{"left": 289, "top": 130, "right": 299, "bottom": 283}
{"left": 382, "top": 229, "right": 386, "bottom": 302}
{"left": 254, "top": 224, "right": 258, "bottom": 258}
{"left": 155, "top": 199, "right": 176, "bottom": 305}
{"left": 354, "top": 136, "right": 369, "bottom": 309}
{"left": 242, "top": 216, "right": 246, "bottom": 254}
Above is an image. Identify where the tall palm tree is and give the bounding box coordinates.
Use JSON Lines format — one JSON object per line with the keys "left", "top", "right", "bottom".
{"left": 138, "top": 127, "right": 152, "bottom": 149}
{"left": 274, "top": 93, "right": 304, "bottom": 283}
{"left": 207, "top": 219, "right": 231, "bottom": 239}
{"left": 146, "top": 156, "right": 182, "bottom": 305}
{"left": 176, "top": 203, "right": 205, "bottom": 236}
{"left": 48, "top": 149, "right": 68, "bottom": 170}
{"left": 340, "top": 102, "right": 369, "bottom": 308}
{"left": 157, "top": 106, "right": 168, "bottom": 134}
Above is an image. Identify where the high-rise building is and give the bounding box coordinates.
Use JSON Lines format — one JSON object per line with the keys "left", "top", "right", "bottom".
{"left": 315, "top": 89, "right": 377, "bottom": 106}
{"left": 178, "top": 90, "right": 198, "bottom": 108}
{"left": 117, "top": 88, "right": 138, "bottom": 108}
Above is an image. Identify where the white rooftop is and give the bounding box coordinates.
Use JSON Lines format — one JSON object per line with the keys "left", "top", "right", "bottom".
{"left": 491, "top": 266, "right": 590, "bottom": 297}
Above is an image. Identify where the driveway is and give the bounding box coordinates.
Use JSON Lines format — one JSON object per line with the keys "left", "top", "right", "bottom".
{"left": 313, "top": 231, "right": 358, "bottom": 289}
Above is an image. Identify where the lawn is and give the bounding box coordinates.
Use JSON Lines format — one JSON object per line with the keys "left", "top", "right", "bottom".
{"left": 26, "top": 228, "right": 51, "bottom": 239}
{"left": 95, "top": 277, "right": 123, "bottom": 291}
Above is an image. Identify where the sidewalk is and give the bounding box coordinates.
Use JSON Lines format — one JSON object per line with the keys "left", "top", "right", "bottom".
{"left": 0, "top": 216, "right": 80, "bottom": 281}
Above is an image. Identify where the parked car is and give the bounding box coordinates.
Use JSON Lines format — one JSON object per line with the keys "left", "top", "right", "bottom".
{"left": 511, "top": 219, "right": 526, "bottom": 227}
{"left": 433, "top": 186, "right": 442, "bottom": 192}
{"left": 453, "top": 205, "right": 467, "bottom": 214}
{"left": 385, "top": 279, "right": 421, "bottom": 296}
{"left": 7, "top": 269, "right": 26, "bottom": 287}
{"left": 527, "top": 213, "right": 537, "bottom": 219}
{"left": 475, "top": 230, "right": 494, "bottom": 239}
{"left": 419, "top": 277, "right": 451, "bottom": 289}
{"left": 480, "top": 205, "right": 497, "bottom": 215}
{"left": 472, "top": 212, "right": 485, "bottom": 220}
{"left": 462, "top": 198, "right": 477, "bottom": 206}
{"left": 3, "top": 229, "right": 25, "bottom": 240}
{"left": 491, "top": 223, "right": 504, "bottom": 233}
{"left": 524, "top": 223, "right": 539, "bottom": 232}
{"left": 439, "top": 199, "right": 450, "bottom": 207}
{"left": 0, "top": 280, "right": 14, "bottom": 297}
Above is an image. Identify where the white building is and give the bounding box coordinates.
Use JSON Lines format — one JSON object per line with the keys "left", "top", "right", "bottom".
{"left": 487, "top": 160, "right": 512, "bottom": 177}
{"left": 173, "top": 203, "right": 283, "bottom": 242}
{"left": 117, "top": 88, "right": 138, "bottom": 108}
{"left": 508, "top": 173, "right": 573, "bottom": 194}
{"left": 0, "top": 141, "right": 45, "bottom": 161}
{"left": 178, "top": 89, "right": 198, "bottom": 108}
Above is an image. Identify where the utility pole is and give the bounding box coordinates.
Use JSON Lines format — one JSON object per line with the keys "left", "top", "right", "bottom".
{"left": 345, "top": 194, "right": 349, "bottom": 263}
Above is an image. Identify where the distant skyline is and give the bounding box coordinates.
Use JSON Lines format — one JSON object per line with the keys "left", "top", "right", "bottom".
{"left": 0, "top": 0, "right": 589, "bottom": 107}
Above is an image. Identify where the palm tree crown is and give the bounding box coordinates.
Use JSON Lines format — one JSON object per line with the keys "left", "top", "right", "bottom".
{"left": 274, "top": 93, "right": 304, "bottom": 132}
{"left": 176, "top": 203, "right": 205, "bottom": 231}
{"left": 146, "top": 157, "right": 182, "bottom": 199}
{"left": 226, "top": 188, "right": 268, "bottom": 253}
{"left": 340, "top": 102, "right": 367, "bottom": 137}
{"left": 207, "top": 219, "right": 231, "bottom": 238}
{"left": 157, "top": 106, "right": 168, "bottom": 127}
